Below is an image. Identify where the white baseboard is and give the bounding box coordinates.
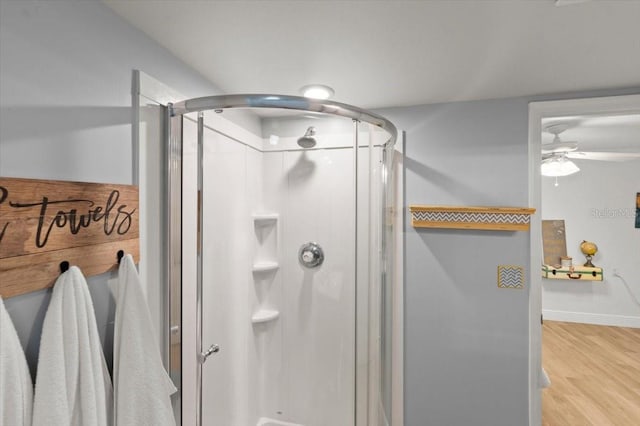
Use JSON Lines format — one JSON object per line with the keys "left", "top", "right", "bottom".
{"left": 542, "top": 309, "right": 640, "bottom": 328}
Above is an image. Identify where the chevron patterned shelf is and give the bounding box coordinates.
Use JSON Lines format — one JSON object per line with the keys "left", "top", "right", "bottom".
{"left": 409, "top": 205, "right": 536, "bottom": 231}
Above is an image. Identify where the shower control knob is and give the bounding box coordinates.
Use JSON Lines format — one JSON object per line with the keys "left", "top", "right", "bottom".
{"left": 298, "top": 242, "right": 324, "bottom": 268}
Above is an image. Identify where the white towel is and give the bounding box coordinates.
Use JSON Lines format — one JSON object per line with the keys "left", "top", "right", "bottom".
{"left": 539, "top": 366, "right": 551, "bottom": 388}
{"left": 113, "top": 254, "right": 177, "bottom": 426}
{"left": 0, "top": 296, "right": 33, "bottom": 426}
{"left": 32, "top": 266, "right": 113, "bottom": 426}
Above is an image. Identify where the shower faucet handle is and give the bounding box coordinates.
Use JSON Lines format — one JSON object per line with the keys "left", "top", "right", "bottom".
{"left": 302, "top": 250, "right": 315, "bottom": 263}
{"left": 198, "top": 343, "right": 220, "bottom": 364}
{"left": 298, "top": 242, "right": 324, "bottom": 268}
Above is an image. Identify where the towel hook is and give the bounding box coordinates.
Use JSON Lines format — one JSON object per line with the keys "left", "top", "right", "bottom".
{"left": 116, "top": 250, "right": 124, "bottom": 264}
{"left": 59, "top": 261, "right": 70, "bottom": 273}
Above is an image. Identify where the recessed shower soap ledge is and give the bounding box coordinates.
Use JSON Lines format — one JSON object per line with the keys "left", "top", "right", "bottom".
{"left": 252, "top": 213, "right": 279, "bottom": 223}
{"left": 252, "top": 261, "right": 279, "bottom": 272}
{"left": 256, "top": 417, "right": 303, "bottom": 426}
{"left": 251, "top": 309, "right": 280, "bottom": 324}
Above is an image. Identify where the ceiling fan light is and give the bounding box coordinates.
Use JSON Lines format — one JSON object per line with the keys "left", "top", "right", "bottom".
{"left": 541, "top": 157, "right": 580, "bottom": 177}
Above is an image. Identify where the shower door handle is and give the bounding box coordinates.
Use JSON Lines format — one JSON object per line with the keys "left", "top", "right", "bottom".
{"left": 198, "top": 343, "right": 220, "bottom": 364}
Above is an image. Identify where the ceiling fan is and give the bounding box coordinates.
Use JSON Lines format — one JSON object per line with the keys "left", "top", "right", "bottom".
{"left": 541, "top": 123, "right": 640, "bottom": 177}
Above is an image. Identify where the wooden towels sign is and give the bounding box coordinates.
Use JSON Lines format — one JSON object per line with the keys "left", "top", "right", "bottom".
{"left": 0, "top": 177, "right": 139, "bottom": 298}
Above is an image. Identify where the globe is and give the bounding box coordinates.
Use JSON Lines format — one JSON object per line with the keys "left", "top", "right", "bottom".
{"left": 580, "top": 240, "right": 598, "bottom": 267}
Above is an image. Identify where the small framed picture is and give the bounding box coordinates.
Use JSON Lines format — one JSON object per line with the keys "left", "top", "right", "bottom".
{"left": 542, "top": 220, "right": 567, "bottom": 266}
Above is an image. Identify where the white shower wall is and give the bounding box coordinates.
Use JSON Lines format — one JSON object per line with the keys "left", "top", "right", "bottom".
{"left": 264, "top": 149, "right": 357, "bottom": 424}
{"left": 198, "top": 117, "right": 385, "bottom": 425}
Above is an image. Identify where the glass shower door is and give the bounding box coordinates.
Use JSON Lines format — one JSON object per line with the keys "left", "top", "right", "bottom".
{"left": 190, "top": 108, "right": 396, "bottom": 426}
{"left": 198, "top": 112, "right": 362, "bottom": 426}
{"left": 200, "top": 122, "right": 256, "bottom": 425}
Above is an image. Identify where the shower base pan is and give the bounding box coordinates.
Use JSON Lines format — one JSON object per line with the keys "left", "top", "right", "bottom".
{"left": 256, "top": 417, "right": 303, "bottom": 426}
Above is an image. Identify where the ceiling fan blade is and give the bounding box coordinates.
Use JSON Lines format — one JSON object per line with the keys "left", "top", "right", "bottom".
{"left": 567, "top": 151, "right": 640, "bottom": 161}
{"left": 541, "top": 142, "right": 578, "bottom": 154}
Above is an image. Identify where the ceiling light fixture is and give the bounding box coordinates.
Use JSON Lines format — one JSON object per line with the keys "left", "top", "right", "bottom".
{"left": 300, "top": 84, "right": 334, "bottom": 100}
{"left": 540, "top": 156, "right": 580, "bottom": 177}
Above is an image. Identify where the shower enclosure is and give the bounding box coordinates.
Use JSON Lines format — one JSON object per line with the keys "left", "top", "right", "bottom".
{"left": 165, "top": 95, "right": 398, "bottom": 426}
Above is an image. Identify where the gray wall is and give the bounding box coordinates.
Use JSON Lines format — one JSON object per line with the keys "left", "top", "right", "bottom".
{"left": 0, "top": 0, "right": 221, "bottom": 379}
{"left": 378, "top": 86, "right": 640, "bottom": 426}
{"left": 380, "top": 99, "right": 531, "bottom": 426}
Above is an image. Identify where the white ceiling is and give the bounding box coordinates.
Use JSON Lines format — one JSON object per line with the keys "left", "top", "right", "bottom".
{"left": 104, "top": 0, "right": 640, "bottom": 109}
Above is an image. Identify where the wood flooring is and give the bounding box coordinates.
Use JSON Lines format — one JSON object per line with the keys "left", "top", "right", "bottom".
{"left": 542, "top": 321, "right": 640, "bottom": 426}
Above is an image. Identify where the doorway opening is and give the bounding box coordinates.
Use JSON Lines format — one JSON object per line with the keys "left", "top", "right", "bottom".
{"left": 528, "top": 94, "right": 640, "bottom": 425}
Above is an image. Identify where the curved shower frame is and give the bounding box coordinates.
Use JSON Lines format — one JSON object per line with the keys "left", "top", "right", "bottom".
{"left": 169, "top": 94, "right": 398, "bottom": 144}
{"left": 165, "top": 94, "right": 398, "bottom": 426}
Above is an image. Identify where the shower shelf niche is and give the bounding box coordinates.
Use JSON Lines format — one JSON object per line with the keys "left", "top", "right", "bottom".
{"left": 252, "top": 261, "right": 279, "bottom": 273}
{"left": 251, "top": 309, "right": 280, "bottom": 324}
{"left": 252, "top": 213, "right": 279, "bottom": 224}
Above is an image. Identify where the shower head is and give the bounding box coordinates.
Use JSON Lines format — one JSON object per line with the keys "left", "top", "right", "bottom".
{"left": 297, "top": 126, "right": 317, "bottom": 148}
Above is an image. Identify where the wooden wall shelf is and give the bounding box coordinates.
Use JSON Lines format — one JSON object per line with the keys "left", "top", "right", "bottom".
{"left": 409, "top": 205, "right": 536, "bottom": 231}
{"left": 541, "top": 264, "right": 603, "bottom": 281}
